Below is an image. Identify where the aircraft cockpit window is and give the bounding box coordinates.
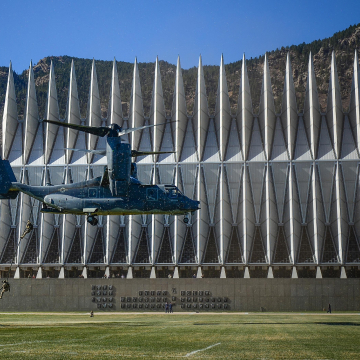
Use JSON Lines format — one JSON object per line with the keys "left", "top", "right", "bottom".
{"left": 169, "top": 189, "right": 178, "bottom": 198}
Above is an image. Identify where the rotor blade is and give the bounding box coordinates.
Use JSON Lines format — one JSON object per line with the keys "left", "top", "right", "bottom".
{"left": 65, "top": 148, "right": 106, "bottom": 155}
{"left": 120, "top": 121, "right": 178, "bottom": 136}
{"left": 43, "top": 120, "right": 110, "bottom": 137}
{"left": 131, "top": 150, "right": 175, "bottom": 157}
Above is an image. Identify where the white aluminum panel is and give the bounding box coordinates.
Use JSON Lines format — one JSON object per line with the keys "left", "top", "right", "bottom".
{"left": 44, "top": 61, "right": 60, "bottom": 164}
{"left": 48, "top": 167, "right": 65, "bottom": 186}
{"left": 49, "top": 125, "right": 65, "bottom": 165}
{"left": 237, "top": 54, "right": 253, "bottom": 161}
{"left": 92, "top": 123, "right": 107, "bottom": 164}
{"left": 242, "top": 166, "right": 256, "bottom": 263}
{"left": 2, "top": 62, "right": 18, "bottom": 160}
{"left": 108, "top": 58, "right": 123, "bottom": 127}
{"left": 330, "top": 164, "right": 348, "bottom": 263}
{"left": 8, "top": 124, "right": 23, "bottom": 166}
{"left": 224, "top": 164, "right": 243, "bottom": 223}
{"left": 18, "top": 193, "right": 32, "bottom": 263}
{"left": 265, "top": 166, "right": 278, "bottom": 263}
{"left": 129, "top": 58, "right": 144, "bottom": 152}
{"left": 248, "top": 118, "right": 266, "bottom": 161}
{"left": 86, "top": 60, "right": 102, "bottom": 163}
{"left": 40, "top": 213, "right": 56, "bottom": 263}
{"left": 294, "top": 117, "right": 312, "bottom": 160}
{"left": 172, "top": 56, "right": 187, "bottom": 162}
{"left": 284, "top": 166, "right": 301, "bottom": 263}
{"left": 341, "top": 116, "right": 359, "bottom": 160}
{"left": 326, "top": 51, "right": 343, "bottom": 159}
{"left": 259, "top": 54, "right": 276, "bottom": 160}
{"left": 215, "top": 55, "right": 232, "bottom": 161}
{"left": 194, "top": 166, "right": 208, "bottom": 264}
{"left": 225, "top": 119, "right": 243, "bottom": 162}
{"left": 70, "top": 131, "right": 87, "bottom": 164}
{"left": 341, "top": 162, "right": 359, "bottom": 222}
{"left": 193, "top": 56, "right": 209, "bottom": 161}
{"left": 317, "top": 162, "right": 335, "bottom": 223}
{"left": 271, "top": 162, "right": 289, "bottom": 222}
{"left": 220, "top": 165, "right": 232, "bottom": 264}
{"left": 106, "top": 216, "right": 122, "bottom": 263}
{"left": 349, "top": 50, "right": 360, "bottom": 153}
{"left": 62, "top": 214, "right": 76, "bottom": 263}
{"left": 158, "top": 164, "right": 175, "bottom": 185}
{"left": 271, "top": 117, "right": 289, "bottom": 161}
{"left": 65, "top": 61, "right": 81, "bottom": 163}
{"left": 281, "top": 53, "right": 298, "bottom": 159}
{"left": 27, "top": 122, "right": 44, "bottom": 165}
{"left": 248, "top": 162, "right": 265, "bottom": 224}
{"left": 203, "top": 118, "right": 220, "bottom": 162}
{"left": 317, "top": 116, "right": 336, "bottom": 160}
{"left": 158, "top": 122, "right": 175, "bottom": 163}
{"left": 294, "top": 163, "right": 312, "bottom": 223}
{"left": 304, "top": 53, "right": 321, "bottom": 159}
{"left": 137, "top": 120, "right": 153, "bottom": 164}
{"left": 137, "top": 164, "right": 153, "bottom": 185}
{"left": 23, "top": 61, "right": 40, "bottom": 165}
{"left": 0, "top": 200, "right": 12, "bottom": 258}
{"left": 180, "top": 118, "right": 198, "bottom": 162}
{"left": 354, "top": 172, "right": 360, "bottom": 245}
{"left": 150, "top": 57, "right": 166, "bottom": 160}
{"left": 202, "top": 164, "right": 220, "bottom": 225}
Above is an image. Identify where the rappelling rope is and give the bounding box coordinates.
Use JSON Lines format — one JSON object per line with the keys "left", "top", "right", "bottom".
{"left": 6, "top": 197, "right": 35, "bottom": 281}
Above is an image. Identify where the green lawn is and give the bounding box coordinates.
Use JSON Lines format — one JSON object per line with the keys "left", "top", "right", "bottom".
{"left": 0, "top": 313, "right": 360, "bottom": 359}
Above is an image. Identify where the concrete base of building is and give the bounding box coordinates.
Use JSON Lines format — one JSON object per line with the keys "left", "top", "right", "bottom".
{"left": 0, "top": 278, "right": 359, "bottom": 312}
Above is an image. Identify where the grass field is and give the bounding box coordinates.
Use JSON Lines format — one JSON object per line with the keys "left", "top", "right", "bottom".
{"left": 0, "top": 312, "right": 360, "bottom": 359}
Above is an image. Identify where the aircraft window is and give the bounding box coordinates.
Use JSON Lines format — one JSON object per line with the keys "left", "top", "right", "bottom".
{"left": 169, "top": 189, "right": 178, "bottom": 198}
{"left": 146, "top": 188, "right": 158, "bottom": 201}
{"left": 89, "top": 188, "right": 98, "bottom": 198}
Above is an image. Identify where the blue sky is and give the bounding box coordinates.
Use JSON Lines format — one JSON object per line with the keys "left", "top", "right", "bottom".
{"left": 1, "top": 0, "right": 359, "bottom": 73}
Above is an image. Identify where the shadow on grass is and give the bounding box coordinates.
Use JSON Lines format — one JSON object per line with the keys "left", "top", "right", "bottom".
{"left": 316, "top": 322, "right": 360, "bottom": 326}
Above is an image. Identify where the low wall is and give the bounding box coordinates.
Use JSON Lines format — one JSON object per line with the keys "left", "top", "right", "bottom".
{"left": 0, "top": 278, "right": 359, "bottom": 312}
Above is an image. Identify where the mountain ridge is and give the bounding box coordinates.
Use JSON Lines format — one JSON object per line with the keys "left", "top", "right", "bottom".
{"left": 0, "top": 23, "right": 359, "bottom": 122}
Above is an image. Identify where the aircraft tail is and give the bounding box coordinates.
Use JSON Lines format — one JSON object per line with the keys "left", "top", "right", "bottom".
{"left": 0, "top": 156, "right": 18, "bottom": 199}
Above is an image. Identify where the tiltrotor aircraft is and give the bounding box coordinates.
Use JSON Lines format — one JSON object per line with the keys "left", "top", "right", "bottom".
{"left": 0, "top": 121, "right": 200, "bottom": 226}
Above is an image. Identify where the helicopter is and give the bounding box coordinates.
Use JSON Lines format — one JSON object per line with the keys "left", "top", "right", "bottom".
{"left": 0, "top": 121, "right": 200, "bottom": 226}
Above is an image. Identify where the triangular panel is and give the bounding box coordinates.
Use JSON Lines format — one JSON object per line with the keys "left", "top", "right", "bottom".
{"left": 321, "top": 227, "right": 339, "bottom": 263}
{"left": 133, "top": 227, "right": 150, "bottom": 263}
{"left": 271, "top": 162, "right": 289, "bottom": 222}
{"left": 346, "top": 226, "right": 360, "bottom": 263}
{"left": 43, "top": 228, "right": 60, "bottom": 264}
{"left": 179, "top": 227, "right": 196, "bottom": 263}
{"left": 202, "top": 227, "right": 219, "bottom": 263}
{"left": 249, "top": 227, "right": 267, "bottom": 263}
{"left": 157, "top": 227, "right": 173, "bottom": 263}
{"left": 248, "top": 118, "right": 266, "bottom": 161}
{"left": 89, "top": 228, "right": 105, "bottom": 263}
{"left": 273, "top": 227, "right": 291, "bottom": 263}
{"left": 66, "top": 227, "right": 83, "bottom": 263}
{"left": 226, "top": 227, "right": 243, "bottom": 263}
{"left": 203, "top": 118, "right": 220, "bottom": 162}
{"left": 297, "top": 227, "right": 315, "bottom": 263}
{"left": 111, "top": 228, "right": 127, "bottom": 263}
{"left": 180, "top": 118, "right": 198, "bottom": 162}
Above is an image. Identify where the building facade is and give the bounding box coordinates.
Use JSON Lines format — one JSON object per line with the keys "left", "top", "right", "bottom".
{"left": 1, "top": 51, "right": 360, "bottom": 279}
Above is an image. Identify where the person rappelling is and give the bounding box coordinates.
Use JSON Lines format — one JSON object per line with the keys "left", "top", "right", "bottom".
{"left": 1, "top": 219, "right": 33, "bottom": 299}
{"left": 20, "top": 220, "right": 33, "bottom": 239}
{"left": 0, "top": 280, "right": 10, "bottom": 299}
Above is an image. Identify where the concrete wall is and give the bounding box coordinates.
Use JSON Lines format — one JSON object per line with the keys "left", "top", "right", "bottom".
{"left": 0, "top": 279, "right": 359, "bottom": 312}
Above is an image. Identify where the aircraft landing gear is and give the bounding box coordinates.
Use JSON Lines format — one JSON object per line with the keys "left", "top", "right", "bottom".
{"left": 87, "top": 215, "right": 98, "bottom": 226}
{"left": 183, "top": 214, "right": 189, "bottom": 224}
